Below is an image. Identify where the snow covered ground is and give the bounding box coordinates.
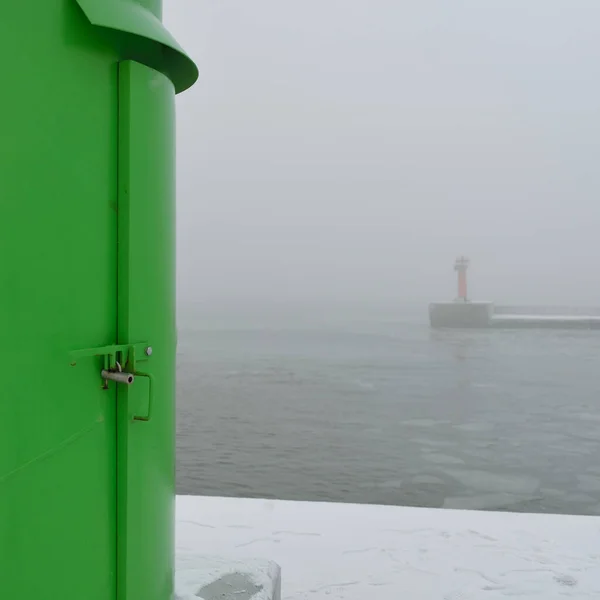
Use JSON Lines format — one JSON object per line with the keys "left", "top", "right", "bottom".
{"left": 175, "top": 495, "right": 600, "bottom": 600}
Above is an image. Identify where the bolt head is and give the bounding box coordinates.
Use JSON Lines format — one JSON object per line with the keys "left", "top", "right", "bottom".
{"left": 145, "top": 346, "right": 153, "bottom": 356}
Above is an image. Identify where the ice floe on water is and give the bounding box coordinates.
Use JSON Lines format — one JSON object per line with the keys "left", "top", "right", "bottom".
{"left": 403, "top": 418, "right": 442, "bottom": 428}
{"left": 412, "top": 475, "right": 446, "bottom": 485}
{"left": 445, "top": 470, "right": 540, "bottom": 495}
{"left": 423, "top": 453, "right": 466, "bottom": 466}
{"left": 576, "top": 474, "right": 600, "bottom": 493}
{"left": 443, "top": 493, "right": 534, "bottom": 511}
{"left": 453, "top": 421, "right": 496, "bottom": 433}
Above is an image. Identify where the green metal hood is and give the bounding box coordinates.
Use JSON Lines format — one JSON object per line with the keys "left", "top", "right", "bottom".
{"left": 75, "top": 0, "right": 198, "bottom": 93}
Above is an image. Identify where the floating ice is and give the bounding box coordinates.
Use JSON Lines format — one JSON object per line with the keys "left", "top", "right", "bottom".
{"left": 413, "top": 475, "right": 445, "bottom": 485}
{"left": 445, "top": 469, "right": 540, "bottom": 495}
{"left": 576, "top": 474, "right": 600, "bottom": 493}
{"left": 443, "top": 493, "right": 534, "bottom": 511}
{"left": 423, "top": 453, "right": 466, "bottom": 466}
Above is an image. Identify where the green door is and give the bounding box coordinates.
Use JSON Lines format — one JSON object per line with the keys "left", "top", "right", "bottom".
{"left": 0, "top": 6, "right": 119, "bottom": 599}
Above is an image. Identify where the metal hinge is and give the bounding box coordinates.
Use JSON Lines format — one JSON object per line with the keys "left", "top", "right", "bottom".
{"left": 69, "top": 342, "right": 154, "bottom": 421}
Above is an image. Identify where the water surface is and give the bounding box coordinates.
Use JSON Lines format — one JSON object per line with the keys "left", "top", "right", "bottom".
{"left": 176, "top": 303, "right": 600, "bottom": 515}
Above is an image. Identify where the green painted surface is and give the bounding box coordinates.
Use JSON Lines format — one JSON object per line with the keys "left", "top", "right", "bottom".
{"left": 117, "top": 60, "right": 177, "bottom": 600}
{"left": 0, "top": 2, "right": 195, "bottom": 599}
{"left": 75, "top": 0, "right": 198, "bottom": 93}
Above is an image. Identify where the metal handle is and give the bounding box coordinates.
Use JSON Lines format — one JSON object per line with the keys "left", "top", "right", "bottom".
{"left": 132, "top": 371, "right": 154, "bottom": 422}
{"left": 101, "top": 369, "right": 152, "bottom": 421}
{"left": 102, "top": 369, "right": 134, "bottom": 384}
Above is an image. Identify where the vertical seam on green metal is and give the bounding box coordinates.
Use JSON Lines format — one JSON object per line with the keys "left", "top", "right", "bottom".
{"left": 116, "top": 59, "right": 129, "bottom": 600}
{"left": 115, "top": 59, "right": 121, "bottom": 600}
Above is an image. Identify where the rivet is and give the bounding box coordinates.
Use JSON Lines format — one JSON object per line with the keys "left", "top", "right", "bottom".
{"left": 145, "top": 346, "right": 153, "bottom": 356}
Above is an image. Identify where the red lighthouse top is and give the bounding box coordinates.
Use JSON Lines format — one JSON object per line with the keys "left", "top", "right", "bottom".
{"left": 454, "top": 256, "right": 469, "bottom": 301}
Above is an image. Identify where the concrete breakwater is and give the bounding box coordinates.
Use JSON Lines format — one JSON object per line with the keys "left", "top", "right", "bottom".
{"left": 429, "top": 302, "right": 600, "bottom": 329}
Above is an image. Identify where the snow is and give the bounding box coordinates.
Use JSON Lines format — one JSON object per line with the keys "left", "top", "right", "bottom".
{"left": 176, "top": 553, "right": 280, "bottom": 600}
{"left": 176, "top": 495, "right": 600, "bottom": 600}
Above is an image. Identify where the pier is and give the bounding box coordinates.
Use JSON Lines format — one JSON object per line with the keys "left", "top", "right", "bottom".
{"left": 429, "top": 259, "right": 600, "bottom": 330}
{"left": 175, "top": 495, "right": 598, "bottom": 600}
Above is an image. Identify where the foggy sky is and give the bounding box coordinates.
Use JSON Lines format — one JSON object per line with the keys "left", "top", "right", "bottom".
{"left": 166, "top": 1, "right": 600, "bottom": 307}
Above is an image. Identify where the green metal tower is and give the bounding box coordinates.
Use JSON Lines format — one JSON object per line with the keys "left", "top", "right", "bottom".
{"left": 0, "top": 2, "right": 197, "bottom": 599}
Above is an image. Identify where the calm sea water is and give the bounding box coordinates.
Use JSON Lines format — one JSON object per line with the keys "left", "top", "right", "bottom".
{"left": 176, "top": 303, "right": 600, "bottom": 515}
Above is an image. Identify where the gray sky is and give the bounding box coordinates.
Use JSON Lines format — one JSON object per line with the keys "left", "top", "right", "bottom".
{"left": 167, "top": 1, "right": 600, "bottom": 307}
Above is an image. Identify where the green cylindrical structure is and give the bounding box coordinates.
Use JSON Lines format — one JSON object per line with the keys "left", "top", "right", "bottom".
{"left": 1, "top": 2, "right": 197, "bottom": 599}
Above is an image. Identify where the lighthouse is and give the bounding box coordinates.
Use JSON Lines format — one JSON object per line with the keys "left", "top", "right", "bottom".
{"left": 431, "top": 257, "right": 600, "bottom": 329}
{"left": 430, "top": 256, "right": 492, "bottom": 327}
{"left": 454, "top": 256, "right": 470, "bottom": 302}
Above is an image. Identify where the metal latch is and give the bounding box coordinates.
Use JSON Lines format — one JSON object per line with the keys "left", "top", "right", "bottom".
{"left": 69, "top": 342, "right": 154, "bottom": 421}
{"left": 102, "top": 361, "right": 134, "bottom": 385}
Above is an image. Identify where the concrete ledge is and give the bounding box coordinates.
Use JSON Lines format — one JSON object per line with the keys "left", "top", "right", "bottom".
{"left": 429, "top": 301, "right": 494, "bottom": 328}
{"left": 491, "top": 314, "right": 600, "bottom": 330}
{"left": 429, "top": 301, "right": 600, "bottom": 330}
{"left": 176, "top": 554, "right": 281, "bottom": 600}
